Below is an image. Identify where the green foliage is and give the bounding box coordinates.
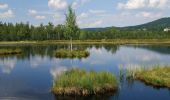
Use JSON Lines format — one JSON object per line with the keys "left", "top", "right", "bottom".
{"left": 122, "top": 17, "right": 170, "bottom": 31}
{"left": 52, "top": 69, "right": 118, "bottom": 96}
{"left": 55, "top": 49, "right": 89, "bottom": 58}
{"left": 0, "top": 16, "right": 170, "bottom": 41}
{"left": 126, "top": 65, "right": 170, "bottom": 88}
{"left": 0, "top": 48, "right": 22, "bottom": 55}
{"left": 64, "top": 6, "right": 80, "bottom": 40}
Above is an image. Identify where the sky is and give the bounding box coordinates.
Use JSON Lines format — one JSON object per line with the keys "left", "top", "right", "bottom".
{"left": 0, "top": 0, "right": 170, "bottom": 28}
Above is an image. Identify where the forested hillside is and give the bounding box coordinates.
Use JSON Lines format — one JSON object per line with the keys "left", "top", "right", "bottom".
{"left": 0, "top": 17, "right": 170, "bottom": 41}
{"left": 122, "top": 17, "right": 170, "bottom": 31}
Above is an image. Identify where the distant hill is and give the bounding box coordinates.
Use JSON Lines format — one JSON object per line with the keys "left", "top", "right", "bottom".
{"left": 83, "top": 17, "right": 170, "bottom": 31}
{"left": 82, "top": 27, "right": 113, "bottom": 32}
{"left": 122, "top": 17, "right": 170, "bottom": 31}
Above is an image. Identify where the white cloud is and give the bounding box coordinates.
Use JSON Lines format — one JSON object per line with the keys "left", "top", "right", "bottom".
{"left": 136, "top": 11, "right": 162, "bottom": 18}
{"left": 78, "top": 12, "right": 89, "bottom": 19}
{"left": 78, "top": 20, "right": 104, "bottom": 28}
{"left": 72, "top": 0, "right": 91, "bottom": 9}
{"left": 0, "top": 3, "right": 8, "bottom": 9}
{"left": 0, "top": 9, "right": 14, "bottom": 19}
{"left": 35, "top": 15, "right": 46, "bottom": 20}
{"left": 89, "top": 10, "right": 106, "bottom": 14}
{"left": 53, "top": 13, "right": 62, "bottom": 19}
{"left": 138, "top": 12, "right": 152, "bottom": 17}
{"left": 81, "top": 0, "right": 91, "bottom": 4}
{"left": 78, "top": 9, "right": 106, "bottom": 20}
{"left": 28, "top": 9, "right": 46, "bottom": 20}
{"left": 48, "top": 0, "right": 67, "bottom": 10}
{"left": 89, "top": 20, "right": 103, "bottom": 27}
{"left": 28, "top": 9, "right": 37, "bottom": 15}
{"left": 72, "top": 1, "right": 78, "bottom": 9}
{"left": 77, "top": 9, "right": 108, "bottom": 28}
{"left": 118, "top": 0, "right": 169, "bottom": 9}
{"left": 52, "top": 12, "right": 65, "bottom": 25}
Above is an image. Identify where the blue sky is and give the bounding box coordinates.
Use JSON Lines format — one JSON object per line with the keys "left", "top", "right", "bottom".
{"left": 0, "top": 0, "right": 170, "bottom": 28}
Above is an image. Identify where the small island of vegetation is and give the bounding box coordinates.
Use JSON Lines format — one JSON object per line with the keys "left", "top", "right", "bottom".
{"left": 0, "top": 48, "right": 22, "bottom": 55}
{"left": 55, "top": 49, "right": 89, "bottom": 58}
{"left": 126, "top": 66, "right": 170, "bottom": 88}
{"left": 52, "top": 69, "right": 118, "bottom": 96}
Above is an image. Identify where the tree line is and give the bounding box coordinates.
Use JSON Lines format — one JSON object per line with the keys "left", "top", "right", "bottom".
{"left": 0, "top": 6, "right": 170, "bottom": 41}
{"left": 0, "top": 6, "right": 80, "bottom": 41}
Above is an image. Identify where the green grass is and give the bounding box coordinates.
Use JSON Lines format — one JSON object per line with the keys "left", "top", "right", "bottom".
{"left": 1, "top": 39, "right": 170, "bottom": 45}
{"left": 55, "top": 49, "right": 90, "bottom": 58}
{"left": 0, "top": 48, "right": 22, "bottom": 55}
{"left": 126, "top": 65, "right": 170, "bottom": 88}
{"left": 52, "top": 69, "right": 118, "bottom": 96}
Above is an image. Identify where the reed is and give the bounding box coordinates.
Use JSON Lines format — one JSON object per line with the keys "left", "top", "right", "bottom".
{"left": 55, "top": 49, "right": 89, "bottom": 58}
{"left": 125, "top": 65, "right": 170, "bottom": 88}
{"left": 52, "top": 69, "right": 118, "bottom": 96}
{"left": 0, "top": 48, "right": 22, "bottom": 55}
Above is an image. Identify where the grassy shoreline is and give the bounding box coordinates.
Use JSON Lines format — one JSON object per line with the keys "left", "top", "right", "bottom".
{"left": 55, "top": 49, "right": 89, "bottom": 58}
{"left": 126, "top": 66, "right": 170, "bottom": 89}
{"left": 1, "top": 39, "right": 170, "bottom": 45}
{"left": 52, "top": 69, "right": 118, "bottom": 96}
{"left": 0, "top": 49, "right": 22, "bottom": 55}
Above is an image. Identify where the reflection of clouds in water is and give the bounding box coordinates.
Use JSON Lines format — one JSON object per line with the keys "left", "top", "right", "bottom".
{"left": 81, "top": 48, "right": 109, "bottom": 65}
{"left": 140, "top": 54, "right": 160, "bottom": 62}
{"left": 120, "top": 63, "right": 142, "bottom": 70}
{"left": 30, "top": 55, "right": 62, "bottom": 68}
{"left": 50, "top": 66, "right": 68, "bottom": 79}
{"left": 135, "top": 52, "right": 161, "bottom": 62}
{"left": 117, "top": 47, "right": 161, "bottom": 64}
{"left": 0, "top": 58, "right": 17, "bottom": 74}
{"left": 51, "top": 58, "right": 61, "bottom": 65}
{"left": 82, "top": 58, "right": 105, "bottom": 65}
{"left": 90, "top": 47, "right": 103, "bottom": 55}
{"left": 91, "top": 61, "right": 104, "bottom": 65}
{"left": 30, "top": 55, "right": 48, "bottom": 68}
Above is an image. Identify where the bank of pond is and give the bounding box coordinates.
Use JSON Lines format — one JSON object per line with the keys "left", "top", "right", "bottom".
{"left": 52, "top": 66, "right": 170, "bottom": 96}
{"left": 0, "top": 48, "right": 22, "bottom": 55}
{"left": 126, "top": 65, "right": 170, "bottom": 89}
{"left": 54, "top": 49, "right": 90, "bottom": 58}
{"left": 52, "top": 69, "right": 118, "bottom": 96}
{"left": 0, "top": 47, "right": 90, "bottom": 59}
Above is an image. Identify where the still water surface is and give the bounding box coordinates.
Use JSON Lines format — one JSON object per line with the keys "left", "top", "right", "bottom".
{"left": 0, "top": 44, "right": 170, "bottom": 100}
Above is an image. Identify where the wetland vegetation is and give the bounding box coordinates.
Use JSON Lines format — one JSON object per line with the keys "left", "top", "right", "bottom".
{"left": 0, "top": 48, "right": 22, "bottom": 55}
{"left": 125, "top": 65, "right": 170, "bottom": 89}
{"left": 52, "top": 69, "right": 118, "bottom": 96}
{"left": 55, "top": 49, "right": 89, "bottom": 58}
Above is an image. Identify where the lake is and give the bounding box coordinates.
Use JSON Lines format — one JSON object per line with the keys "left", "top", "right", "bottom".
{"left": 0, "top": 44, "right": 170, "bottom": 100}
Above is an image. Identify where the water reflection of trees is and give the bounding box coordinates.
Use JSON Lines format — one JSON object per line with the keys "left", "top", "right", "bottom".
{"left": 0, "top": 44, "right": 120, "bottom": 59}
{"left": 1, "top": 44, "right": 170, "bottom": 60}
{"left": 129, "top": 45, "right": 170, "bottom": 55}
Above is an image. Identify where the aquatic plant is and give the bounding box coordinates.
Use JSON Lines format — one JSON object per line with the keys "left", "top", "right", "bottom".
{"left": 52, "top": 69, "right": 118, "bottom": 96}
{"left": 0, "top": 48, "right": 22, "bottom": 55}
{"left": 55, "top": 49, "right": 89, "bottom": 58}
{"left": 125, "top": 65, "right": 170, "bottom": 88}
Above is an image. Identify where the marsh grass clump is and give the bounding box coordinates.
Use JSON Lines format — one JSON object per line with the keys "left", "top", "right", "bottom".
{"left": 126, "top": 65, "right": 170, "bottom": 88}
{"left": 52, "top": 69, "right": 118, "bottom": 96}
{"left": 55, "top": 49, "right": 89, "bottom": 58}
{"left": 0, "top": 48, "right": 22, "bottom": 55}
